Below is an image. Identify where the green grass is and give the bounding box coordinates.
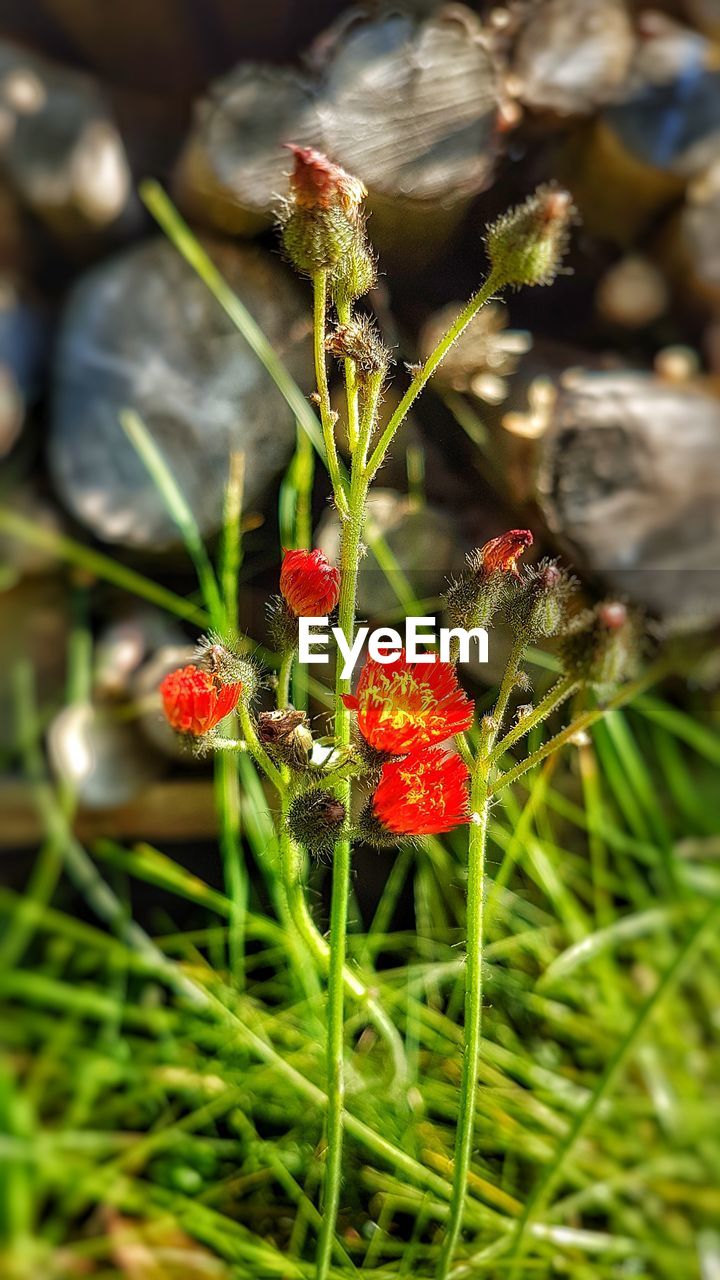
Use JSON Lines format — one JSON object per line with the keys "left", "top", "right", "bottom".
{"left": 1, "top": 195, "right": 719, "bottom": 1280}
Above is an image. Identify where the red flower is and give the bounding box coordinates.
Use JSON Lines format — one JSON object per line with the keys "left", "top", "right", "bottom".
{"left": 285, "top": 144, "right": 366, "bottom": 216}
{"left": 479, "top": 529, "right": 533, "bottom": 579}
{"left": 373, "top": 747, "right": 470, "bottom": 836}
{"left": 280, "top": 548, "right": 341, "bottom": 617}
{"left": 160, "top": 665, "right": 241, "bottom": 736}
{"left": 342, "top": 652, "right": 473, "bottom": 755}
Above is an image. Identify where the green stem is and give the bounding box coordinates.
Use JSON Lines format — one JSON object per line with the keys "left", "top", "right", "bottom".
{"left": 277, "top": 650, "right": 294, "bottom": 709}
{"left": 489, "top": 658, "right": 675, "bottom": 800}
{"left": 488, "top": 675, "right": 579, "bottom": 766}
{"left": 364, "top": 269, "right": 501, "bottom": 482}
{"left": 336, "top": 298, "right": 359, "bottom": 453}
{"left": 238, "top": 704, "right": 286, "bottom": 794}
{"left": 312, "top": 272, "right": 349, "bottom": 517}
{"left": 436, "top": 736, "right": 491, "bottom": 1279}
{"left": 315, "top": 450, "right": 368, "bottom": 1280}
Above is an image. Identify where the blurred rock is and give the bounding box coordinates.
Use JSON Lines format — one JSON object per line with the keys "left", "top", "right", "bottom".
{"left": 94, "top": 608, "right": 187, "bottom": 702}
{"left": 49, "top": 236, "right": 313, "bottom": 549}
{"left": 564, "top": 13, "right": 720, "bottom": 242}
{"left": 0, "top": 277, "right": 49, "bottom": 455}
{"left": 47, "top": 702, "right": 167, "bottom": 808}
{"left": 316, "top": 489, "right": 463, "bottom": 619}
{"left": 661, "top": 160, "right": 720, "bottom": 310}
{"left": 315, "top": 5, "right": 503, "bottom": 262}
{"left": 509, "top": 0, "right": 635, "bottom": 117}
{"left": 595, "top": 254, "right": 670, "bottom": 329}
{"left": 0, "top": 576, "right": 69, "bottom": 748}
{"left": 418, "top": 300, "right": 531, "bottom": 404}
{"left": 0, "top": 41, "right": 136, "bottom": 244}
{"left": 175, "top": 65, "right": 324, "bottom": 236}
{"left": 0, "top": 484, "right": 64, "bottom": 583}
{"left": 536, "top": 368, "right": 720, "bottom": 625}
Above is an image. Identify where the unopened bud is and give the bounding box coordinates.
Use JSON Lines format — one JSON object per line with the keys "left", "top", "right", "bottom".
{"left": 287, "top": 788, "right": 347, "bottom": 858}
{"left": 485, "top": 185, "right": 574, "bottom": 289}
{"left": 444, "top": 531, "right": 534, "bottom": 631}
{"left": 257, "top": 708, "right": 314, "bottom": 770}
{"left": 281, "top": 145, "right": 368, "bottom": 278}
{"left": 331, "top": 229, "right": 376, "bottom": 306}
{"left": 561, "top": 601, "right": 641, "bottom": 689}
{"left": 506, "top": 558, "right": 577, "bottom": 641}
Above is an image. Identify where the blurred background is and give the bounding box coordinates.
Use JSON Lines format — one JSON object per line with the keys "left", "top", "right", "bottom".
{"left": 1, "top": 0, "right": 719, "bottom": 854}
{"left": 1, "top": 3, "right": 720, "bottom": 1276}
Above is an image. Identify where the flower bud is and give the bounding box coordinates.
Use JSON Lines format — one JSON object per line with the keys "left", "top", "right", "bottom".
{"left": 281, "top": 145, "right": 367, "bottom": 277}
{"left": 443, "top": 531, "right": 534, "bottom": 631}
{"left": 331, "top": 229, "right": 376, "bottom": 306}
{"left": 280, "top": 548, "right": 341, "bottom": 617}
{"left": 485, "top": 185, "right": 574, "bottom": 289}
{"left": 159, "top": 665, "right": 242, "bottom": 738}
{"left": 506, "top": 559, "right": 577, "bottom": 641}
{"left": 561, "top": 600, "right": 642, "bottom": 689}
{"left": 287, "top": 788, "right": 347, "bottom": 858}
{"left": 257, "top": 708, "right": 314, "bottom": 770}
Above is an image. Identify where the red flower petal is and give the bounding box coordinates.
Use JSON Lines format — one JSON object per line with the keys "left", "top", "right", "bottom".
{"left": 280, "top": 548, "right": 341, "bottom": 617}
{"left": 373, "top": 747, "right": 470, "bottom": 836}
{"left": 159, "top": 665, "right": 241, "bottom": 736}
{"left": 348, "top": 651, "right": 473, "bottom": 755}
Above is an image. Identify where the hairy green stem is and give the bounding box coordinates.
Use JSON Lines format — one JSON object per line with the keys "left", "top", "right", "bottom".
{"left": 436, "top": 735, "right": 491, "bottom": 1278}
{"left": 365, "top": 270, "right": 501, "bottom": 482}
{"left": 488, "top": 675, "right": 579, "bottom": 766}
{"left": 277, "top": 649, "right": 294, "bottom": 709}
{"left": 312, "top": 272, "right": 349, "bottom": 518}
{"left": 336, "top": 298, "right": 359, "bottom": 453}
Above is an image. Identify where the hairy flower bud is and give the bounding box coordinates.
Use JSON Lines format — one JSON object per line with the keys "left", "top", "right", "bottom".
{"left": 281, "top": 145, "right": 367, "bottom": 277}
{"left": 280, "top": 548, "right": 341, "bottom": 618}
{"left": 561, "top": 600, "right": 642, "bottom": 689}
{"left": 506, "top": 559, "right": 577, "bottom": 641}
{"left": 443, "top": 531, "right": 534, "bottom": 631}
{"left": 194, "top": 634, "right": 259, "bottom": 702}
{"left": 160, "top": 665, "right": 241, "bottom": 738}
{"left": 287, "top": 787, "right": 347, "bottom": 858}
{"left": 257, "top": 708, "right": 314, "bottom": 770}
{"left": 331, "top": 229, "right": 376, "bottom": 306}
{"left": 485, "top": 185, "right": 574, "bottom": 289}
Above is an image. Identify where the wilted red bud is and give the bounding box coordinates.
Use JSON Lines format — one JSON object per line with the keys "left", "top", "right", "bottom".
{"left": 285, "top": 145, "right": 367, "bottom": 217}
{"left": 280, "top": 548, "right": 341, "bottom": 617}
{"left": 371, "top": 747, "right": 470, "bottom": 837}
{"left": 479, "top": 529, "right": 534, "bottom": 578}
{"left": 160, "top": 665, "right": 241, "bottom": 736}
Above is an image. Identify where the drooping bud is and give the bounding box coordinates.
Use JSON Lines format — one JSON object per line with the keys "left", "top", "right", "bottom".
{"left": 280, "top": 548, "right": 341, "bottom": 617}
{"left": 257, "top": 708, "right": 314, "bottom": 770}
{"left": 287, "top": 787, "right": 347, "bottom": 858}
{"left": 325, "top": 316, "right": 390, "bottom": 382}
{"left": 281, "top": 145, "right": 367, "bottom": 277}
{"left": 485, "top": 185, "right": 574, "bottom": 289}
{"left": 443, "top": 530, "right": 534, "bottom": 631}
{"left": 561, "top": 600, "right": 642, "bottom": 689}
{"left": 506, "top": 558, "right": 577, "bottom": 641}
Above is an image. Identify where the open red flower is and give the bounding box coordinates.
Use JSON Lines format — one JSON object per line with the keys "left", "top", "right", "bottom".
{"left": 479, "top": 529, "right": 533, "bottom": 579}
{"left": 160, "top": 665, "right": 241, "bottom": 736}
{"left": 373, "top": 747, "right": 470, "bottom": 836}
{"left": 342, "top": 652, "right": 473, "bottom": 755}
{"left": 280, "top": 548, "right": 341, "bottom": 617}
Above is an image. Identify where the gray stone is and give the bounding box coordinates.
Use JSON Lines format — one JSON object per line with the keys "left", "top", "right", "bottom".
{"left": 49, "top": 235, "right": 312, "bottom": 549}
